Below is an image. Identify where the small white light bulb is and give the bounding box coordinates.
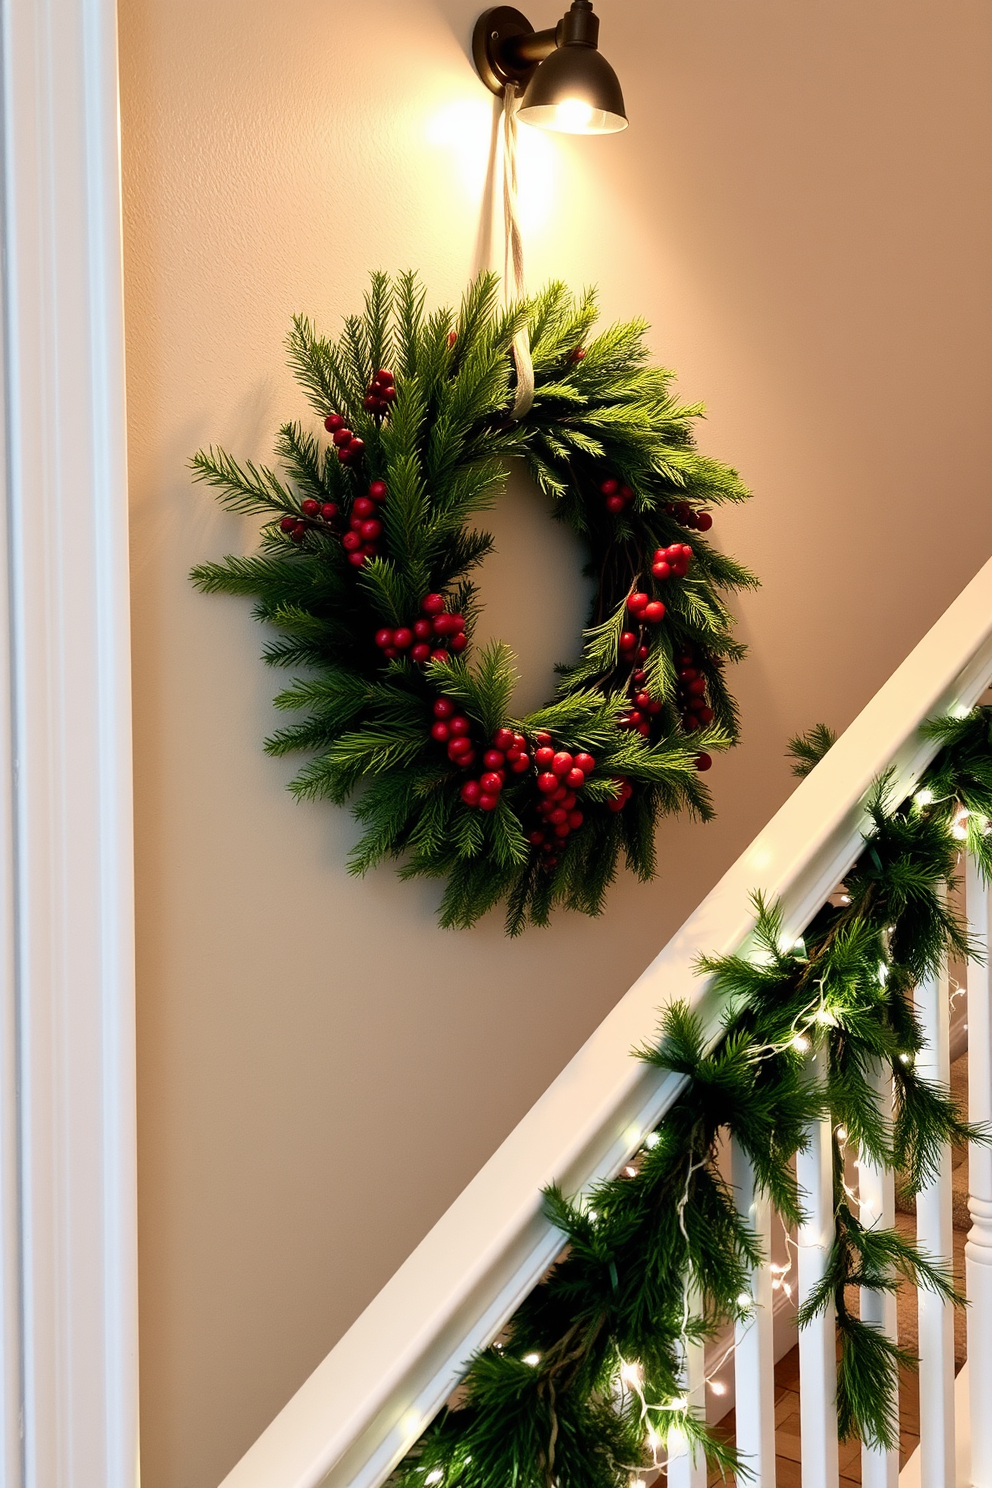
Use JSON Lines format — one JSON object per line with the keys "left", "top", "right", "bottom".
{"left": 914, "top": 787, "right": 934, "bottom": 808}
{"left": 737, "top": 1292, "right": 753, "bottom": 1310}
{"left": 709, "top": 1380, "right": 726, "bottom": 1396}
{"left": 791, "top": 1033, "right": 810, "bottom": 1053}
{"left": 522, "top": 1352, "right": 541, "bottom": 1366}
{"left": 425, "top": 1472, "right": 443, "bottom": 1485}
{"left": 644, "top": 1132, "right": 659, "bottom": 1149}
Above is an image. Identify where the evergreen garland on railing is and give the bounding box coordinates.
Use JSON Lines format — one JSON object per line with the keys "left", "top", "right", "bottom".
{"left": 393, "top": 707, "right": 992, "bottom": 1488}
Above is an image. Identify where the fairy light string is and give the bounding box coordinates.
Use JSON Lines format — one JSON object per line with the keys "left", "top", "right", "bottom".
{"left": 394, "top": 707, "right": 992, "bottom": 1488}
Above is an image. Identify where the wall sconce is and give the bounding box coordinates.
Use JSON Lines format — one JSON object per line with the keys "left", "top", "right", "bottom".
{"left": 473, "top": 1, "right": 628, "bottom": 135}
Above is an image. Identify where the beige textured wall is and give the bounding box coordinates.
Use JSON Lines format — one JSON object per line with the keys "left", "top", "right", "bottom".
{"left": 119, "top": 2, "right": 992, "bottom": 1483}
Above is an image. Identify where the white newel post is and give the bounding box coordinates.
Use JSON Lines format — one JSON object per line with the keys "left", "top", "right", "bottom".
{"left": 796, "top": 1101, "right": 839, "bottom": 1488}
{"left": 915, "top": 958, "right": 955, "bottom": 1488}
{"left": 967, "top": 854, "right": 992, "bottom": 1488}
{"left": 858, "top": 1066, "right": 898, "bottom": 1488}
{"left": 731, "top": 1140, "right": 776, "bottom": 1487}
{"left": 0, "top": 0, "right": 137, "bottom": 1484}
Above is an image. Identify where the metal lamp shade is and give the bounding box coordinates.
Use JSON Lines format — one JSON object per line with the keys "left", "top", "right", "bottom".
{"left": 517, "top": 43, "right": 627, "bottom": 134}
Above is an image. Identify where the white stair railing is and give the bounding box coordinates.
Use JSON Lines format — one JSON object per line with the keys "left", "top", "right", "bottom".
{"left": 219, "top": 557, "right": 992, "bottom": 1488}
{"left": 967, "top": 856, "right": 992, "bottom": 1488}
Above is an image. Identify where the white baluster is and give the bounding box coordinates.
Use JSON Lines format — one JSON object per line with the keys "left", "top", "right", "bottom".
{"left": 796, "top": 1100, "right": 840, "bottom": 1488}
{"left": 731, "top": 1140, "right": 776, "bottom": 1486}
{"left": 666, "top": 1297, "right": 707, "bottom": 1488}
{"left": 915, "top": 954, "right": 955, "bottom": 1488}
{"left": 858, "top": 1065, "right": 898, "bottom": 1488}
{"left": 966, "top": 854, "right": 992, "bottom": 1488}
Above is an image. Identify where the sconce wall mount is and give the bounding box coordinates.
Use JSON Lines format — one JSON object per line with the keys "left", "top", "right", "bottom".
{"left": 472, "top": 0, "right": 627, "bottom": 135}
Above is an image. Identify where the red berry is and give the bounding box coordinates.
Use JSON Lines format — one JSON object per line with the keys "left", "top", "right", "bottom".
{"left": 561, "top": 792, "right": 576, "bottom": 810}
{"left": 696, "top": 752, "right": 713, "bottom": 771}
{"left": 461, "top": 780, "right": 482, "bottom": 806}
{"left": 363, "top": 395, "right": 381, "bottom": 412}
{"left": 569, "top": 347, "right": 586, "bottom": 362}
{"left": 411, "top": 643, "right": 431, "bottom": 664}
{"left": 627, "top": 710, "right": 644, "bottom": 725}
{"left": 447, "top": 329, "right": 458, "bottom": 347}
{"left": 321, "top": 502, "right": 338, "bottom": 520}
{"left": 279, "top": 515, "right": 296, "bottom": 532}
{"left": 376, "top": 369, "right": 394, "bottom": 386}
{"left": 301, "top": 498, "right": 320, "bottom": 517}
{"left": 480, "top": 772, "right": 503, "bottom": 794}
{"left": 494, "top": 728, "right": 515, "bottom": 752}
{"left": 652, "top": 562, "right": 671, "bottom": 580}
{"left": 483, "top": 750, "right": 505, "bottom": 770}
{"left": 643, "top": 601, "right": 665, "bottom": 623}
{"left": 606, "top": 495, "right": 625, "bottom": 514}
{"left": 696, "top": 512, "right": 712, "bottom": 531}
{"left": 382, "top": 644, "right": 397, "bottom": 657}
{"left": 342, "top": 531, "right": 361, "bottom": 551}
{"left": 553, "top": 823, "right": 570, "bottom": 838}
{"left": 433, "top": 613, "right": 459, "bottom": 636}
{"left": 688, "top": 678, "right": 707, "bottom": 696}
{"left": 534, "top": 731, "right": 552, "bottom": 744}
{"left": 529, "top": 829, "right": 546, "bottom": 846}
{"left": 628, "top": 592, "right": 649, "bottom": 614}
{"left": 537, "top": 773, "right": 558, "bottom": 794}
{"left": 433, "top": 698, "right": 456, "bottom": 719}
{"left": 431, "top": 649, "right": 450, "bottom": 663}
{"left": 349, "top": 515, "right": 364, "bottom": 532}
{"left": 324, "top": 413, "right": 345, "bottom": 431}
{"left": 671, "top": 561, "right": 688, "bottom": 579}
{"left": 697, "top": 707, "right": 715, "bottom": 723}
{"left": 510, "top": 756, "right": 530, "bottom": 773}
{"left": 362, "top": 545, "right": 377, "bottom": 558}
{"left": 450, "top": 632, "right": 468, "bottom": 652}
{"left": 332, "top": 428, "right": 352, "bottom": 447}
{"left": 422, "top": 593, "right": 445, "bottom": 615}
{"left": 352, "top": 497, "right": 375, "bottom": 518}
{"left": 601, "top": 478, "right": 619, "bottom": 495}
{"left": 478, "top": 793, "right": 499, "bottom": 812}
{"left": 552, "top": 752, "right": 573, "bottom": 776}
{"left": 382, "top": 386, "right": 397, "bottom": 402}
{"left": 620, "top": 632, "right": 637, "bottom": 652}
{"left": 449, "top": 736, "right": 473, "bottom": 757}
{"left": 637, "top": 722, "right": 650, "bottom": 736}
{"left": 647, "top": 700, "right": 662, "bottom": 714}
{"left": 432, "top": 721, "right": 451, "bottom": 742}
{"left": 573, "top": 752, "right": 595, "bottom": 775}
{"left": 292, "top": 522, "right": 307, "bottom": 542}
{"left": 393, "top": 628, "right": 414, "bottom": 650}
{"left": 568, "top": 810, "right": 583, "bottom": 829}
{"left": 360, "top": 519, "right": 382, "bottom": 541}
{"left": 684, "top": 716, "right": 699, "bottom": 732}
{"left": 348, "top": 552, "right": 367, "bottom": 567}
{"left": 414, "top": 619, "right": 433, "bottom": 641}
{"left": 535, "top": 747, "right": 555, "bottom": 768}
{"left": 449, "top": 716, "right": 470, "bottom": 736}
{"left": 549, "top": 807, "right": 567, "bottom": 825}
{"left": 619, "top": 486, "right": 633, "bottom": 502}
{"left": 637, "top": 645, "right": 649, "bottom": 661}
{"left": 636, "top": 691, "right": 651, "bottom": 709}
{"left": 368, "top": 481, "right": 388, "bottom": 501}
{"left": 374, "top": 628, "right": 394, "bottom": 648}
{"left": 565, "top": 767, "right": 585, "bottom": 789}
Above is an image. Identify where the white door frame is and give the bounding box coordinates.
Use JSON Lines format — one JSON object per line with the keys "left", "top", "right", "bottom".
{"left": 0, "top": 0, "right": 137, "bottom": 1482}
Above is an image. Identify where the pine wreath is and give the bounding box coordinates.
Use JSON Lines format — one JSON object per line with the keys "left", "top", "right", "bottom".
{"left": 191, "top": 273, "right": 757, "bottom": 933}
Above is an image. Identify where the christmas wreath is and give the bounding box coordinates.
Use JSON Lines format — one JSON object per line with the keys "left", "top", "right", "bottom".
{"left": 191, "top": 274, "right": 757, "bottom": 932}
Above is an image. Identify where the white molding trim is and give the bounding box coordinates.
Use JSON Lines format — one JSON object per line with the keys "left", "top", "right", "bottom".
{"left": 0, "top": 0, "right": 137, "bottom": 1483}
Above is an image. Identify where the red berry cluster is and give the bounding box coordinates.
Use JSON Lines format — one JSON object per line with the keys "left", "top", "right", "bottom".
{"left": 459, "top": 727, "right": 532, "bottom": 812}
{"left": 619, "top": 632, "right": 650, "bottom": 666}
{"left": 651, "top": 543, "right": 693, "bottom": 581}
{"left": 374, "top": 593, "right": 467, "bottom": 665}
{"left": 677, "top": 649, "right": 715, "bottom": 734}
{"left": 665, "top": 501, "right": 712, "bottom": 532}
{"left": 619, "top": 665, "right": 663, "bottom": 736}
{"left": 529, "top": 738, "right": 596, "bottom": 866}
{"left": 279, "top": 497, "right": 340, "bottom": 544}
{"left": 363, "top": 368, "right": 396, "bottom": 416}
{"left": 341, "top": 481, "right": 388, "bottom": 568}
{"left": 600, "top": 477, "right": 634, "bottom": 515}
{"left": 430, "top": 698, "right": 477, "bottom": 769}
{"left": 626, "top": 589, "right": 666, "bottom": 625}
{"left": 607, "top": 775, "right": 633, "bottom": 812}
{"left": 324, "top": 412, "right": 365, "bottom": 466}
